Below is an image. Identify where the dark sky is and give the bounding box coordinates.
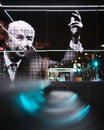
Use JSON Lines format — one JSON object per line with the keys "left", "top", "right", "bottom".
{"left": 1, "top": 0, "right": 104, "bottom": 5}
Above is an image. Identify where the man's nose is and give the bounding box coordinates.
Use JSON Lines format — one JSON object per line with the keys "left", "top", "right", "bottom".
{"left": 23, "top": 41, "right": 32, "bottom": 49}
{"left": 20, "top": 37, "right": 32, "bottom": 48}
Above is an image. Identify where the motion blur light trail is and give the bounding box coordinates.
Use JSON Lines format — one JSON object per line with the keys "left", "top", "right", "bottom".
{"left": 37, "top": 91, "right": 90, "bottom": 126}
{"left": 0, "top": 81, "right": 103, "bottom": 130}
{"left": 13, "top": 90, "right": 90, "bottom": 127}
{"left": 11, "top": 80, "right": 50, "bottom": 113}
{"left": 51, "top": 105, "right": 90, "bottom": 125}
{"left": 13, "top": 90, "right": 45, "bottom": 114}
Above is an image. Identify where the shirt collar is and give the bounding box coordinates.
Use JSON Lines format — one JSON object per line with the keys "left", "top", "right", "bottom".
{"left": 69, "top": 40, "right": 84, "bottom": 53}
{"left": 3, "top": 50, "right": 22, "bottom": 68}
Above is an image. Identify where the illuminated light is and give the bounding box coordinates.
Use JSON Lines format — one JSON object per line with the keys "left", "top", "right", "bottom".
{"left": 13, "top": 90, "right": 45, "bottom": 114}
{"left": 65, "top": 105, "right": 90, "bottom": 123}
{"left": 67, "top": 94, "right": 78, "bottom": 105}
{"left": 78, "top": 57, "right": 81, "bottom": 59}
{"left": 45, "top": 104, "right": 90, "bottom": 125}
{"left": 2, "top": 5, "right": 104, "bottom": 8}
{"left": 39, "top": 91, "right": 90, "bottom": 125}
{"left": 35, "top": 91, "right": 45, "bottom": 102}
{"left": 60, "top": 62, "right": 64, "bottom": 66}
{"left": 101, "top": 44, "right": 104, "bottom": 47}
{"left": 98, "top": 55, "right": 101, "bottom": 58}
{"left": 59, "top": 105, "right": 90, "bottom": 123}
{"left": 0, "top": 47, "right": 4, "bottom": 51}
{"left": 93, "top": 60, "right": 99, "bottom": 67}
{"left": 77, "top": 68, "right": 81, "bottom": 72}
{"left": 43, "top": 93, "right": 78, "bottom": 113}
{"left": 19, "top": 93, "right": 39, "bottom": 113}
{"left": 59, "top": 74, "right": 65, "bottom": 81}
{"left": 85, "top": 53, "right": 88, "bottom": 55}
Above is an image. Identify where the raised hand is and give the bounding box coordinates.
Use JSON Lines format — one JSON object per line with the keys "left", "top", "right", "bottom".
{"left": 68, "top": 11, "right": 84, "bottom": 52}
{"left": 68, "top": 10, "right": 83, "bottom": 36}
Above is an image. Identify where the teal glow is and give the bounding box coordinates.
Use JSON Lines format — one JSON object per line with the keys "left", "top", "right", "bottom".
{"left": 67, "top": 94, "right": 78, "bottom": 105}
{"left": 74, "top": 104, "right": 90, "bottom": 121}
{"left": 93, "top": 60, "right": 99, "bottom": 67}
{"left": 52, "top": 104, "right": 90, "bottom": 124}
{"left": 77, "top": 68, "right": 81, "bottom": 72}
{"left": 63, "top": 104, "right": 90, "bottom": 123}
{"left": 20, "top": 93, "right": 39, "bottom": 113}
{"left": 13, "top": 90, "right": 45, "bottom": 114}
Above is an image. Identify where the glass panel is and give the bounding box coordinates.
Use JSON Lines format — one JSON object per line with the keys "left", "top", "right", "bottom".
{"left": 2, "top": 8, "right": 104, "bottom": 50}
{"left": 0, "top": 6, "right": 104, "bottom": 81}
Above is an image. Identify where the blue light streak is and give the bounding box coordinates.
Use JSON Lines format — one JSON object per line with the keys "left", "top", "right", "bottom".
{"left": 52, "top": 104, "right": 90, "bottom": 124}
{"left": 13, "top": 90, "right": 45, "bottom": 114}
{"left": 67, "top": 93, "right": 78, "bottom": 105}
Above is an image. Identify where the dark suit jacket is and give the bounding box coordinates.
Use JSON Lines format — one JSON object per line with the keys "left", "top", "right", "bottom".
{"left": 0, "top": 49, "right": 77, "bottom": 81}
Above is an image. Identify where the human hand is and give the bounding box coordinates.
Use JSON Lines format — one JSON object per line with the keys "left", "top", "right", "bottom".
{"left": 68, "top": 10, "right": 83, "bottom": 35}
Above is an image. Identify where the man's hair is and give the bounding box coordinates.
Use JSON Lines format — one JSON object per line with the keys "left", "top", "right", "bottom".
{"left": 8, "top": 20, "right": 35, "bottom": 39}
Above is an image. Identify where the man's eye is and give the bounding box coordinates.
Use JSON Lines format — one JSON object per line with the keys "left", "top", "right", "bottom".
{"left": 17, "top": 35, "right": 24, "bottom": 40}
{"left": 26, "top": 36, "right": 33, "bottom": 41}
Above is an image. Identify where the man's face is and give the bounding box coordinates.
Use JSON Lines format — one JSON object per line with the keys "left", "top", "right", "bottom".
{"left": 7, "top": 20, "right": 35, "bottom": 57}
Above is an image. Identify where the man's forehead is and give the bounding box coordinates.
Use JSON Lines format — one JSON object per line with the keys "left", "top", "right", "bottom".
{"left": 9, "top": 27, "right": 34, "bottom": 32}
{"left": 9, "top": 20, "right": 32, "bottom": 28}
{"left": 9, "top": 28, "right": 34, "bottom": 36}
{"left": 8, "top": 20, "right": 35, "bottom": 35}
